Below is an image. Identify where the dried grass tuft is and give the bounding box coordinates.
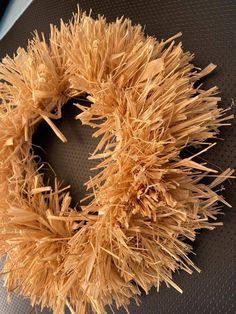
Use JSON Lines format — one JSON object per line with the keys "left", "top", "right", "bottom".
{"left": 0, "top": 9, "right": 234, "bottom": 314}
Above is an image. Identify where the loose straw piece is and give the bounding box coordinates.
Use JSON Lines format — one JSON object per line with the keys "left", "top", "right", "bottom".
{"left": 31, "top": 186, "right": 52, "bottom": 194}
{"left": 41, "top": 114, "right": 67, "bottom": 143}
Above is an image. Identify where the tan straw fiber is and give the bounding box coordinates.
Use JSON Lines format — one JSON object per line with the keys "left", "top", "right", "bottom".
{"left": 0, "top": 9, "right": 233, "bottom": 314}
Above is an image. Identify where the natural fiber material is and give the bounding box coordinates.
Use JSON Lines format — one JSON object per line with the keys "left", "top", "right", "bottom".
{"left": 0, "top": 10, "right": 233, "bottom": 314}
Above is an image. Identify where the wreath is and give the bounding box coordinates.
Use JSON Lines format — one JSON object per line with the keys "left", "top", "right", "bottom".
{"left": 0, "top": 10, "right": 233, "bottom": 314}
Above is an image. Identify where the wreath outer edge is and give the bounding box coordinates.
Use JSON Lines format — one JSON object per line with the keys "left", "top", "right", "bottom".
{"left": 0, "top": 9, "right": 234, "bottom": 314}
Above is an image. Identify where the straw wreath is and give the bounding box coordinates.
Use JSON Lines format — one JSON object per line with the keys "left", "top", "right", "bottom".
{"left": 0, "top": 10, "right": 233, "bottom": 314}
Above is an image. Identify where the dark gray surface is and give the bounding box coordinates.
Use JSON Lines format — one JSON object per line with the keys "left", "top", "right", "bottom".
{"left": 0, "top": 0, "right": 235, "bottom": 313}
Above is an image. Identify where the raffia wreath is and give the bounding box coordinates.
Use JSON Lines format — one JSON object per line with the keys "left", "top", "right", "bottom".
{"left": 0, "top": 10, "right": 234, "bottom": 314}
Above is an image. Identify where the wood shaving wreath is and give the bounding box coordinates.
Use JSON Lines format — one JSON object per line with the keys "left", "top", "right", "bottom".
{"left": 0, "top": 10, "right": 233, "bottom": 314}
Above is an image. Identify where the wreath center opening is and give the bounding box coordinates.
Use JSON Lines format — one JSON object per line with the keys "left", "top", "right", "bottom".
{"left": 32, "top": 97, "right": 100, "bottom": 208}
